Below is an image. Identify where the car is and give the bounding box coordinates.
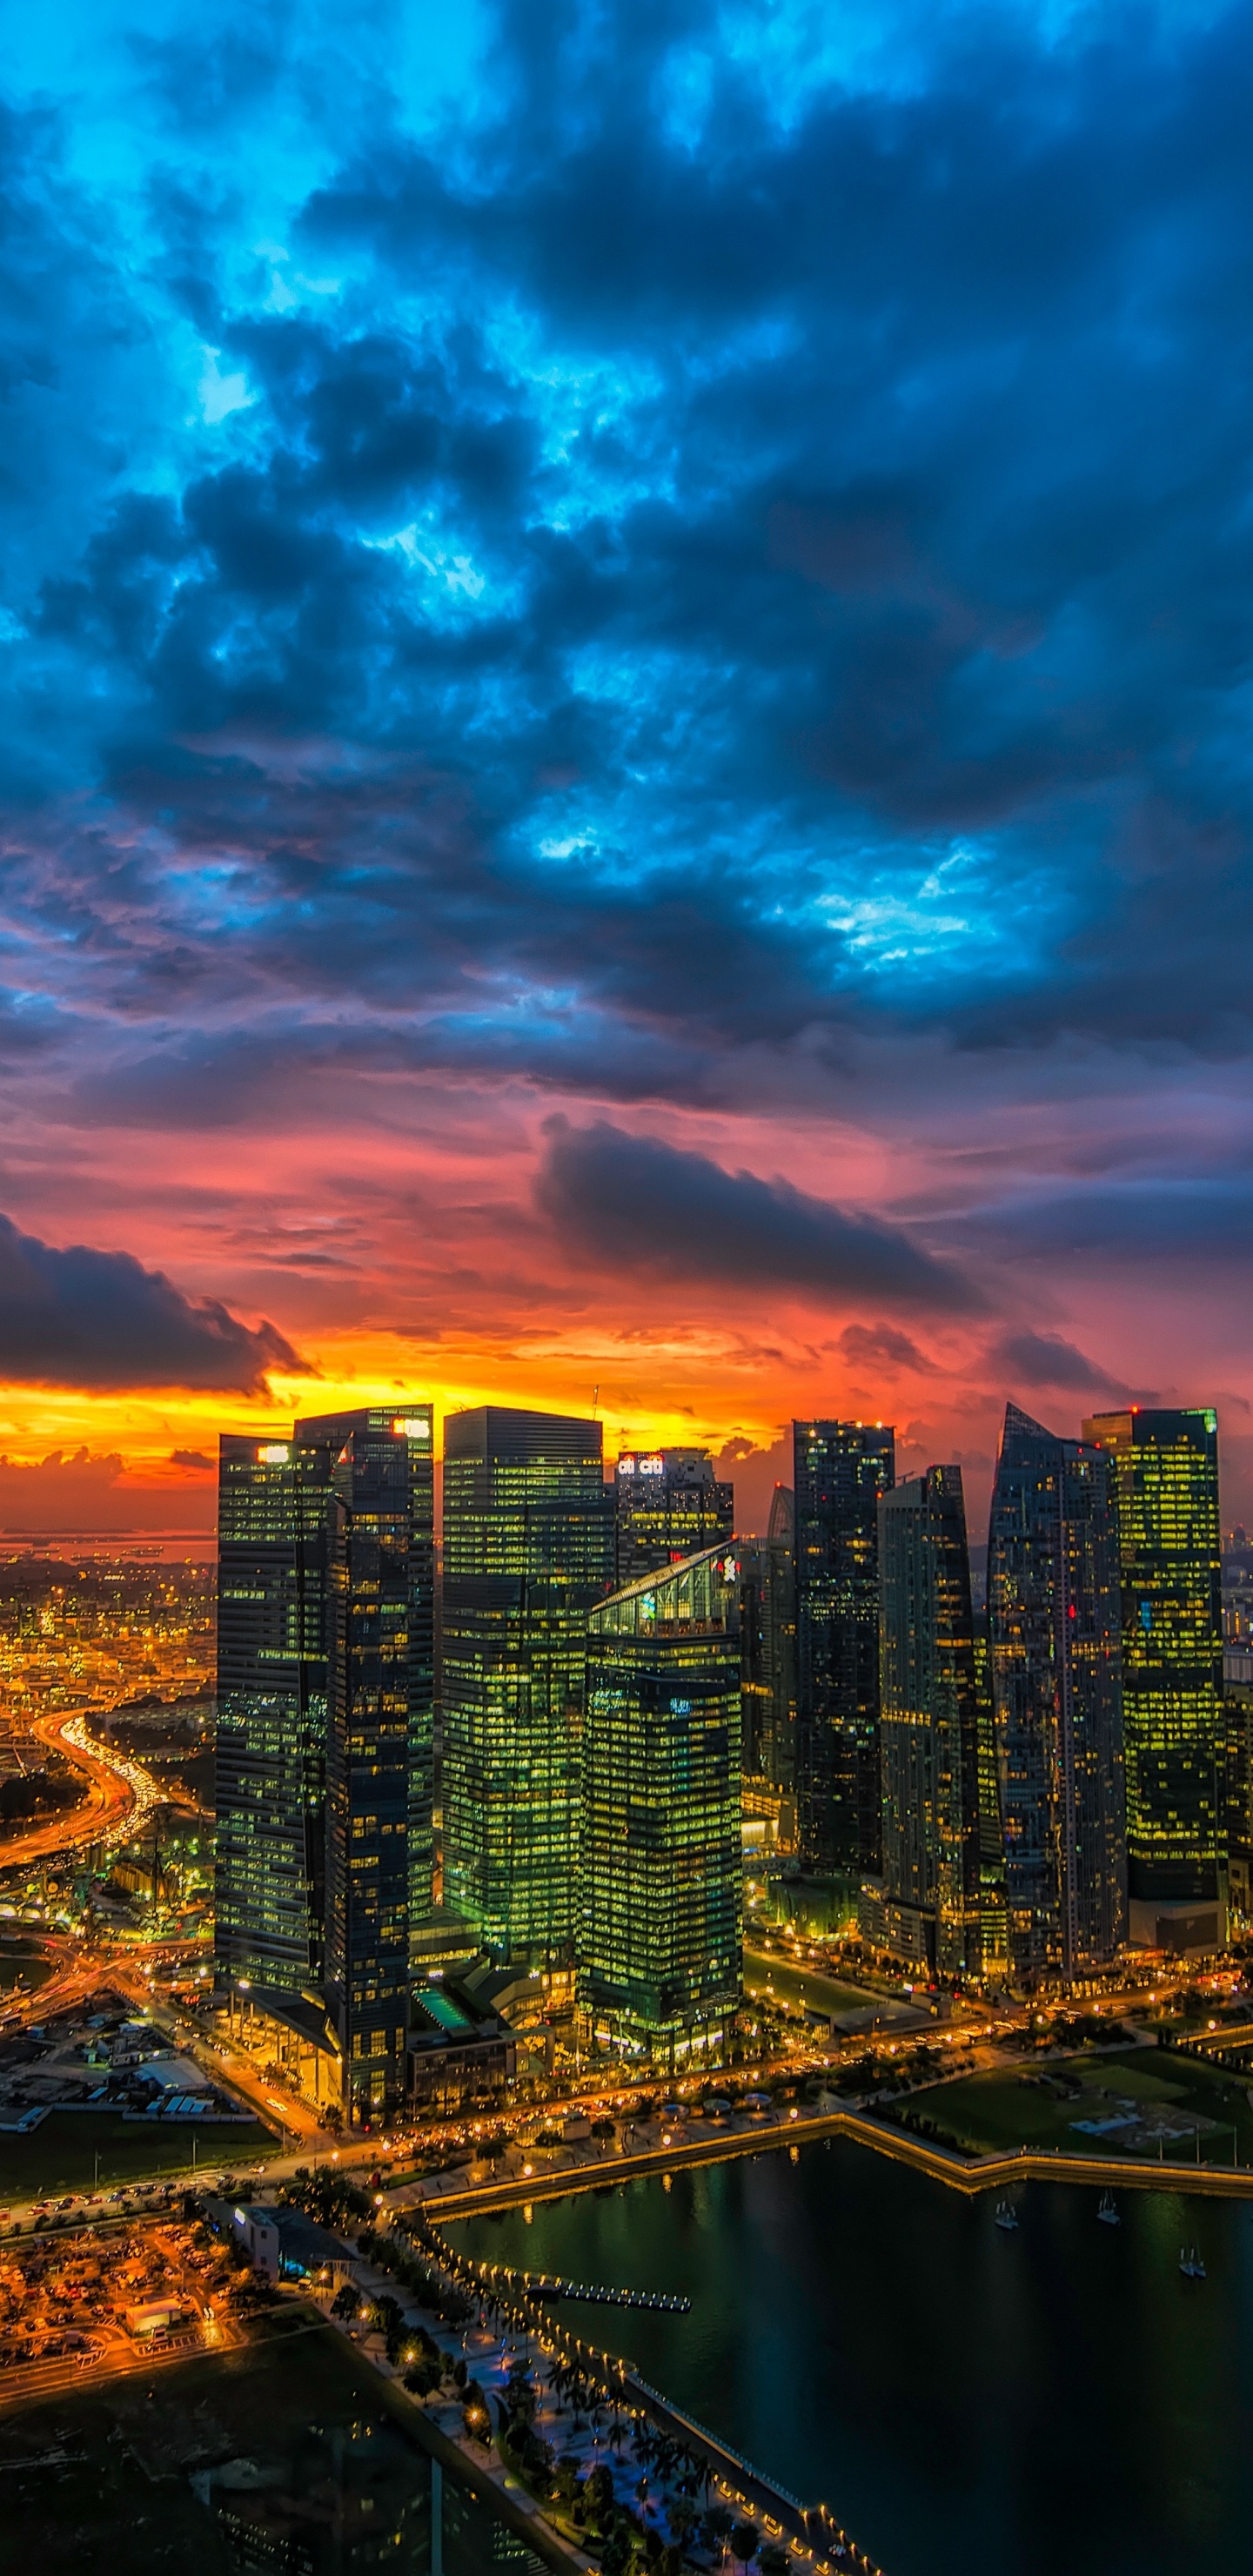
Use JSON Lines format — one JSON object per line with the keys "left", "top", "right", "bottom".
{"left": 56, "top": 2197, "right": 75, "bottom": 2210}
{"left": 107, "top": 2190, "right": 126, "bottom": 2203}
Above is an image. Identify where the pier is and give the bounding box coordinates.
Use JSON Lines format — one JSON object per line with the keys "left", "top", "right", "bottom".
{"left": 527, "top": 2271, "right": 691, "bottom": 2312}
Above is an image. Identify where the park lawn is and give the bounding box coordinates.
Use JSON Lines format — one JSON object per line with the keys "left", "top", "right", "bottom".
{"left": 0, "top": 2108, "right": 275, "bottom": 2200}
{"left": 902, "top": 2046, "right": 1253, "bottom": 2163}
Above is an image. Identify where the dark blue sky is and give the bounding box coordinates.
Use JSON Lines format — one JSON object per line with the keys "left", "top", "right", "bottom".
{"left": 0, "top": 0, "right": 1250, "bottom": 1523}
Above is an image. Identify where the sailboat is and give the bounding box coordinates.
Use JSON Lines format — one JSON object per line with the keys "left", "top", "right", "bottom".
{"left": 1179, "top": 2245, "right": 1207, "bottom": 2280}
{"left": 1097, "top": 2190, "right": 1120, "bottom": 2226}
{"left": 995, "top": 2198, "right": 1019, "bottom": 2231}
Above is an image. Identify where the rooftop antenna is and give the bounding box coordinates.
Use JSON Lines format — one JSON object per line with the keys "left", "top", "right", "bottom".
{"left": 592, "top": 1384, "right": 600, "bottom": 1418}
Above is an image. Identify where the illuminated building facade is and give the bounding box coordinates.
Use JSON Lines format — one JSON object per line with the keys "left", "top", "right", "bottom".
{"left": 613, "top": 1448, "right": 734, "bottom": 1587}
{"left": 876, "top": 1467, "right": 982, "bottom": 1975}
{"left": 299, "top": 1406, "right": 435, "bottom": 2117}
{"left": 215, "top": 1432, "right": 333, "bottom": 1995}
{"left": 1221, "top": 1648, "right": 1253, "bottom": 1929}
{"left": 794, "top": 1420, "right": 895, "bottom": 1873}
{"left": 988, "top": 1405, "right": 1126, "bottom": 1982}
{"left": 580, "top": 1546, "right": 742, "bottom": 2054}
{"left": 740, "top": 1485, "right": 798, "bottom": 1847}
{"left": 215, "top": 1405, "right": 434, "bottom": 2119}
{"left": 1083, "top": 1407, "right": 1223, "bottom": 1949}
{"left": 441, "top": 1407, "right": 613, "bottom": 1965}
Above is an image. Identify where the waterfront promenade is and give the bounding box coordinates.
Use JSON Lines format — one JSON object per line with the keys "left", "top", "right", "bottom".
{"left": 390, "top": 2095, "right": 1253, "bottom": 2226}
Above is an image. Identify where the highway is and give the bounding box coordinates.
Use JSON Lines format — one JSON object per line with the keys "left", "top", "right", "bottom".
{"left": 0, "top": 1707, "right": 167, "bottom": 1872}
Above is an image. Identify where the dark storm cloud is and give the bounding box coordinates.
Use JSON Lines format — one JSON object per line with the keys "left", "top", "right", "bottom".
{"left": 3, "top": 0, "right": 1253, "bottom": 1220}
{"left": 536, "top": 1118, "right": 976, "bottom": 1310}
{"left": 0, "top": 1214, "right": 305, "bottom": 1389}
{"left": 991, "top": 1329, "right": 1128, "bottom": 1395}
{"left": 838, "top": 1323, "right": 937, "bottom": 1375}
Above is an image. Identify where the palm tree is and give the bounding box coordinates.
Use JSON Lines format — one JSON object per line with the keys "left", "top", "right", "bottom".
{"left": 668, "top": 2496, "right": 700, "bottom": 2552}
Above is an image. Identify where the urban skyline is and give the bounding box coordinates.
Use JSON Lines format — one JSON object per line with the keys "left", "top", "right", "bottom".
{"left": 211, "top": 1382, "right": 1231, "bottom": 2116}
{"left": 2, "top": 6, "right": 1253, "bottom": 1554}
{"left": 3, "top": 7, "right": 1253, "bottom": 2573}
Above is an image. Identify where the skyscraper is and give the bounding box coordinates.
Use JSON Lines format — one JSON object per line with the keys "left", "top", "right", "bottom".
{"left": 794, "top": 1421, "right": 895, "bottom": 1872}
{"left": 989, "top": 1404, "right": 1126, "bottom": 1982}
{"left": 1083, "top": 1407, "right": 1222, "bottom": 1950}
{"left": 298, "top": 1405, "right": 435, "bottom": 2117}
{"left": 1220, "top": 1646, "right": 1253, "bottom": 1930}
{"left": 877, "top": 1466, "right": 982, "bottom": 1976}
{"left": 613, "top": 1447, "right": 734, "bottom": 1587}
{"left": 740, "top": 1486, "right": 798, "bottom": 1833}
{"left": 441, "top": 1406, "right": 613, "bottom": 1964}
{"left": 214, "top": 1405, "right": 434, "bottom": 2121}
{"left": 215, "top": 1432, "right": 334, "bottom": 1996}
{"left": 580, "top": 1546, "right": 742, "bottom": 2056}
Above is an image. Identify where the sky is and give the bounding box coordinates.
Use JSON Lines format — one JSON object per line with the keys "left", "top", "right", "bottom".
{"left": 0, "top": 0, "right": 1252, "bottom": 1532}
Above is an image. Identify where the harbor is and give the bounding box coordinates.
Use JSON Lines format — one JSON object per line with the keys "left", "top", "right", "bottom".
{"left": 451, "top": 2128, "right": 1253, "bottom": 2576}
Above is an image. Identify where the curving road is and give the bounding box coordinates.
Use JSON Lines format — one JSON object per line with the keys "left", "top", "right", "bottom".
{"left": 0, "top": 1709, "right": 165, "bottom": 1873}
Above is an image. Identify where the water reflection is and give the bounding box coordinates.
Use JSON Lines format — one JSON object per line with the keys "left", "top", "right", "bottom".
{"left": 454, "top": 2137, "right": 1253, "bottom": 2576}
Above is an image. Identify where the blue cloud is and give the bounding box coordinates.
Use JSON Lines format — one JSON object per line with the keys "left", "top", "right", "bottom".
{"left": 0, "top": 0, "right": 1252, "bottom": 1266}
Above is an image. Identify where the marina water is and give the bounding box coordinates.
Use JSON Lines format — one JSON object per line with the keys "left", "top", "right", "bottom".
{"left": 455, "top": 2136, "right": 1253, "bottom": 2576}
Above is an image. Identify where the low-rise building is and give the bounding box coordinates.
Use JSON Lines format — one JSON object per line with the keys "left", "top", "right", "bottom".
{"left": 406, "top": 1976, "right": 516, "bottom": 2110}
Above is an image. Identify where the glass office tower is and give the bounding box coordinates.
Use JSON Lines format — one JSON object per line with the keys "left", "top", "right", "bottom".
{"left": 794, "top": 1420, "right": 895, "bottom": 1872}
{"left": 740, "top": 1486, "right": 798, "bottom": 1844}
{"left": 877, "top": 1467, "right": 982, "bottom": 1976}
{"left": 581, "top": 1546, "right": 742, "bottom": 2056}
{"left": 989, "top": 1404, "right": 1126, "bottom": 1982}
{"left": 441, "top": 1407, "right": 613, "bottom": 1964}
{"left": 297, "top": 1406, "right": 435, "bottom": 2116}
{"left": 215, "top": 1405, "right": 434, "bottom": 2120}
{"left": 1084, "top": 1407, "right": 1223, "bottom": 1949}
{"left": 215, "top": 1432, "right": 333, "bottom": 1994}
{"left": 613, "top": 1447, "right": 734, "bottom": 1587}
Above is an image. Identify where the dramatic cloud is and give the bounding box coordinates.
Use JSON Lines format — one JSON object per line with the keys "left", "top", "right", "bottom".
{"left": 536, "top": 1120, "right": 975, "bottom": 1311}
{"left": 991, "top": 1330, "right": 1129, "bottom": 1395}
{"left": 0, "top": 3, "right": 1249, "bottom": 1499}
{"left": 0, "top": 1217, "right": 304, "bottom": 1391}
{"left": 0, "top": 1449, "right": 216, "bottom": 1533}
{"left": 838, "top": 1324, "right": 937, "bottom": 1376}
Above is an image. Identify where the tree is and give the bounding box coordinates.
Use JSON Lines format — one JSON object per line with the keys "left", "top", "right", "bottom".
{"left": 667, "top": 2497, "right": 700, "bottom": 2549}
{"left": 703, "top": 2506, "right": 734, "bottom": 2564}
{"left": 586, "top": 2463, "right": 615, "bottom": 2522}
{"left": 758, "top": 2548, "right": 789, "bottom": 2576}
{"left": 331, "top": 2282, "right": 358, "bottom": 2320}
{"left": 729, "top": 2521, "right": 759, "bottom": 2569}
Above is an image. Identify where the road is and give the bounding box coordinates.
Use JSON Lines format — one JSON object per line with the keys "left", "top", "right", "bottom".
{"left": 0, "top": 1707, "right": 170, "bottom": 1873}
{"left": 105, "top": 1961, "right": 327, "bottom": 2148}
